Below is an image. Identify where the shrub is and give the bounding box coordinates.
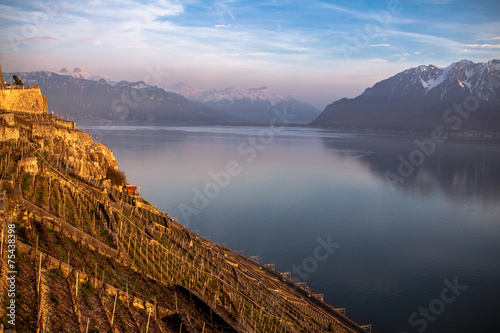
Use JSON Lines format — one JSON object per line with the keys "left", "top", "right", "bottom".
{"left": 13, "top": 75, "right": 24, "bottom": 86}
{"left": 106, "top": 167, "right": 126, "bottom": 186}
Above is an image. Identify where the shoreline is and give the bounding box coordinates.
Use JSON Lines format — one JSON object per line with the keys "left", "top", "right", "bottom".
{"left": 76, "top": 120, "right": 500, "bottom": 141}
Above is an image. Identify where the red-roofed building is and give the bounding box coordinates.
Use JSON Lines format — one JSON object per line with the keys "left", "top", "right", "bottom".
{"left": 123, "top": 185, "right": 138, "bottom": 196}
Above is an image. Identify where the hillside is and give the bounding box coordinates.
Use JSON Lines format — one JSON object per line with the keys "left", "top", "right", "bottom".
{"left": 310, "top": 59, "right": 500, "bottom": 134}
{"left": 0, "top": 87, "right": 369, "bottom": 331}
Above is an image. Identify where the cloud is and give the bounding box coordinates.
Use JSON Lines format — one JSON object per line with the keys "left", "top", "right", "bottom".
{"left": 0, "top": 0, "right": 187, "bottom": 54}
{"left": 370, "top": 44, "right": 391, "bottom": 47}
{"left": 365, "top": 58, "right": 387, "bottom": 62}
{"left": 63, "top": 0, "right": 185, "bottom": 31}
{"left": 386, "top": 30, "right": 461, "bottom": 49}
{"left": 463, "top": 43, "right": 500, "bottom": 49}
{"left": 319, "top": 2, "right": 365, "bottom": 17}
{"left": 317, "top": 1, "right": 416, "bottom": 24}
{"left": 15, "top": 36, "right": 58, "bottom": 43}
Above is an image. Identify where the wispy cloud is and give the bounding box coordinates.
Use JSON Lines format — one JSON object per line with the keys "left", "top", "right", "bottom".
{"left": 318, "top": 2, "right": 366, "bottom": 17}
{"left": 365, "top": 58, "right": 387, "bottom": 62}
{"left": 316, "top": 1, "right": 416, "bottom": 24}
{"left": 385, "top": 30, "right": 461, "bottom": 48}
{"left": 463, "top": 43, "right": 500, "bottom": 49}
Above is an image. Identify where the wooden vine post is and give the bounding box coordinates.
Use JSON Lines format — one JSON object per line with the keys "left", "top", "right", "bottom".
{"left": 110, "top": 292, "right": 118, "bottom": 326}
{"left": 145, "top": 307, "right": 152, "bottom": 333}
{"left": 75, "top": 272, "right": 79, "bottom": 298}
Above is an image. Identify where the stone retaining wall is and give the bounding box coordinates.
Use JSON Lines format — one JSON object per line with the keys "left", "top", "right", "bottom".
{"left": 0, "top": 87, "right": 47, "bottom": 114}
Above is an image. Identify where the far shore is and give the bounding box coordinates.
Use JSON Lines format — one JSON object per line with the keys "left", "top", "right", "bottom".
{"left": 75, "top": 119, "right": 500, "bottom": 141}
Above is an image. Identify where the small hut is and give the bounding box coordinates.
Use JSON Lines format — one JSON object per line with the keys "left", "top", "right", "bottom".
{"left": 123, "top": 184, "right": 138, "bottom": 196}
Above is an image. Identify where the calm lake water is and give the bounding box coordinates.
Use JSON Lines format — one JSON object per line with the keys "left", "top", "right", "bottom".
{"left": 81, "top": 124, "right": 500, "bottom": 333}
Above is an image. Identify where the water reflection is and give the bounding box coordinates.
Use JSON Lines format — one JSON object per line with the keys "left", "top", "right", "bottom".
{"left": 320, "top": 134, "right": 500, "bottom": 208}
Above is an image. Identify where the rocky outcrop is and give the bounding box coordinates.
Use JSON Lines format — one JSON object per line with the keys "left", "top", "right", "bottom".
{"left": 0, "top": 76, "right": 117, "bottom": 183}
{"left": 0, "top": 125, "right": 19, "bottom": 141}
{"left": 22, "top": 157, "right": 38, "bottom": 175}
{"left": 0, "top": 113, "right": 14, "bottom": 126}
{"left": 29, "top": 120, "right": 117, "bottom": 181}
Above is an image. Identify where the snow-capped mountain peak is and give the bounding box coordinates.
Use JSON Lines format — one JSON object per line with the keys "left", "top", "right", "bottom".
{"left": 56, "top": 67, "right": 115, "bottom": 86}
{"left": 415, "top": 59, "right": 500, "bottom": 96}
{"left": 416, "top": 65, "right": 446, "bottom": 92}
{"left": 167, "top": 83, "right": 286, "bottom": 105}
{"left": 489, "top": 59, "right": 500, "bottom": 71}
{"left": 71, "top": 68, "right": 92, "bottom": 80}
{"left": 379, "top": 59, "right": 499, "bottom": 101}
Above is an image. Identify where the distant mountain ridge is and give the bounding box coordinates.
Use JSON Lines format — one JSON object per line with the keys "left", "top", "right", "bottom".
{"left": 2, "top": 68, "right": 319, "bottom": 125}
{"left": 4, "top": 69, "right": 222, "bottom": 123}
{"left": 168, "top": 83, "right": 284, "bottom": 104}
{"left": 168, "top": 83, "right": 320, "bottom": 125}
{"left": 311, "top": 59, "right": 500, "bottom": 133}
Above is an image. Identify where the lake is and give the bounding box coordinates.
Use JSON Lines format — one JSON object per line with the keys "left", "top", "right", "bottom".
{"left": 80, "top": 124, "right": 500, "bottom": 333}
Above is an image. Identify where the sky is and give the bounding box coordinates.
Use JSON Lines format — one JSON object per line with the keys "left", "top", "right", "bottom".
{"left": 0, "top": 0, "right": 499, "bottom": 109}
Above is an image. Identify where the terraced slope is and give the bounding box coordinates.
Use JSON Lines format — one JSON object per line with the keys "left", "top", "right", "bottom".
{"left": 0, "top": 109, "right": 369, "bottom": 332}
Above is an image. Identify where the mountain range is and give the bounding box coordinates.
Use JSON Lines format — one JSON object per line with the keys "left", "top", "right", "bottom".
{"left": 4, "top": 68, "right": 319, "bottom": 125}
{"left": 310, "top": 59, "right": 500, "bottom": 133}
{"left": 167, "top": 83, "right": 320, "bottom": 125}
{"left": 6, "top": 68, "right": 222, "bottom": 123}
